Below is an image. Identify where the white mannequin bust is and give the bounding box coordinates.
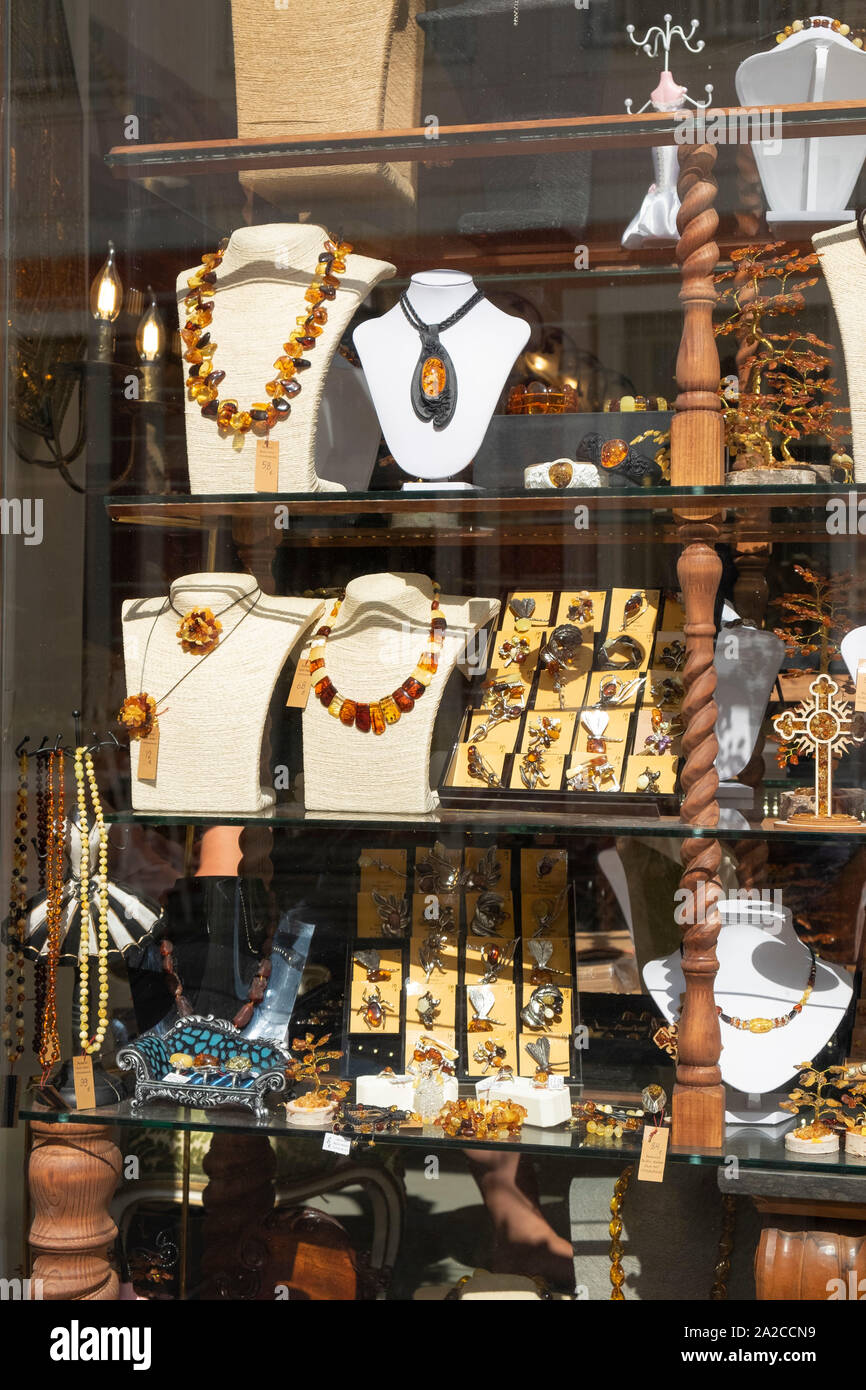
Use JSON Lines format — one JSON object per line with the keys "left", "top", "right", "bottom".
{"left": 302, "top": 571, "right": 498, "bottom": 813}
{"left": 714, "top": 602, "right": 785, "bottom": 780}
{"left": 353, "top": 270, "right": 530, "bottom": 487}
{"left": 176, "top": 223, "right": 395, "bottom": 494}
{"left": 121, "top": 572, "right": 323, "bottom": 813}
{"left": 814, "top": 221, "right": 866, "bottom": 481}
{"left": 643, "top": 899, "right": 853, "bottom": 1124}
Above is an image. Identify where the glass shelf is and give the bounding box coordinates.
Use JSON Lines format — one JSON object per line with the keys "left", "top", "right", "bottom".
{"left": 106, "top": 485, "right": 858, "bottom": 548}
{"left": 104, "top": 101, "right": 866, "bottom": 180}
{"left": 21, "top": 1094, "right": 866, "bottom": 1178}
{"left": 104, "top": 805, "right": 866, "bottom": 841}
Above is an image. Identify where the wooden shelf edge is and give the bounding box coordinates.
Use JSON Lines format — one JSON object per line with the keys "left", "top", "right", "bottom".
{"left": 106, "top": 101, "right": 866, "bottom": 178}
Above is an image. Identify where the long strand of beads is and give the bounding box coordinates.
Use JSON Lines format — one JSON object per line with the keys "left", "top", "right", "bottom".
{"left": 39, "top": 751, "right": 64, "bottom": 1083}
{"left": 32, "top": 753, "right": 48, "bottom": 1056}
{"left": 75, "top": 749, "right": 110, "bottom": 1055}
{"left": 3, "top": 752, "right": 28, "bottom": 1067}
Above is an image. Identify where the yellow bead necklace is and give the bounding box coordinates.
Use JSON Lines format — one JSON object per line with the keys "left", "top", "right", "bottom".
{"left": 74, "top": 748, "right": 110, "bottom": 1055}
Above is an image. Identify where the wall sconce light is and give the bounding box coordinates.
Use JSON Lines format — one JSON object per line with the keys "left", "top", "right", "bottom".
{"left": 90, "top": 241, "right": 124, "bottom": 360}
{"left": 135, "top": 288, "right": 165, "bottom": 403}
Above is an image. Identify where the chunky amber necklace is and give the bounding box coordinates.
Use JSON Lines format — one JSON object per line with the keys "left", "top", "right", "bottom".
{"left": 183, "top": 234, "right": 352, "bottom": 437}
{"left": 39, "top": 750, "right": 64, "bottom": 1084}
{"left": 310, "top": 584, "right": 446, "bottom": 733}
{"left": 716, "top": 946, "right": 816, "bottom": 1034}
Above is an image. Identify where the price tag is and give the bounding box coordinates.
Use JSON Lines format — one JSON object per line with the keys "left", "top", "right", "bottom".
{"left": 405, "top": 979, "right": 423, "bottom": 997}
{"left": 1, "top": 1074, "right": 20, "bottom": 1129}
{"left": 855, "top": 659, "right": 866, "bottom": 712}
{"left": 255, "top": 438, "right": 280, "bottom": 492}
{"left": 322, "top": 1131, "right": 351, "bottom": 1156}
{"left": 548, "top": 1075, "right": 565, "bottom": 1091}
{"left": 637, "top": 1124, "right": 669, "bottom": 1182}
{"left": 286, "top": 658, "right": 312, "bottom": 709}
{"left": 137, "top": 723, "right": 160, "bottom": 782}
{"left": 72, "top": 1054, "right": 97, "bottom": 1111}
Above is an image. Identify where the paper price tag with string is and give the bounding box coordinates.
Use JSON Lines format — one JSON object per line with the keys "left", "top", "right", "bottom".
{"left": 286, "top": 659, "right": 312, "bottom": 709}
{"left": 638, "top": 1123, "right": 669, "bottom": 1182}
{"left": 73, "top": 1054, "right": 97, "bottom": 1110}
{"left": 137, "top": 723, "right": 160, "bottom": 781}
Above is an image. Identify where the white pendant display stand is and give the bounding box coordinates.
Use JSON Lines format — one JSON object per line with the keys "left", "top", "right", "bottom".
{"left": 736, "top": 23, "right": 866, "bottom": 224}
{"left": 301, "top": 572, "right": 498, "bottom": 814}
{"left": 354, "top": 270, "right": 530, "bottom": 487}
{"left": 714, "top": 602, "right": 785, "bottom": 798}
{"left": 121, "top": 572, "right": 323, "bottom": 813}
{"left": 813, "top": 221, "right": 866, "bottom": 481}
{"left": 177, "top": 224, "right": 395, "bottom": 495}
{"left": 643, "top": 899, "right": 853, "bottom": 1124}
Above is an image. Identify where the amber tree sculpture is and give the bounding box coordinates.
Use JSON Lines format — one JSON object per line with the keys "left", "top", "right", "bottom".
{"left": 714, "top": 243, "right": 848, "bottom": 471}
{"left": 772, "top": 563, "right": 853, "bottom": 675}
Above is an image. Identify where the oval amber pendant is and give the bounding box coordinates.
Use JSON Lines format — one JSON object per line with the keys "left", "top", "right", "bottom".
{"left": 748, "top": 1018, "right": 774, "bottom": 1034}
{"left": 421, "top": 356, "right": 446, "bottom": 400}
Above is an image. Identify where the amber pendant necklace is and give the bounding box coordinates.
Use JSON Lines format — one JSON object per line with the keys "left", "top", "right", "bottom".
{"left": 310, "top": 582, "right": 446, "bottom": 733}
{"left": 399, "top": 289, "right": 484, "bottom": 431}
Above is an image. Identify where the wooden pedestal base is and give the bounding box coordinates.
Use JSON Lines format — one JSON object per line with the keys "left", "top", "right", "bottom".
{"left": 671, "top": 1082, "right": 725, "bottom": 1150}
{"left": 756, "top": 1218, "right": 866, "bottom": 1300}
{"left": 775, "top": 814, "right": 865, "bottom": 831}
{"left": 28, "top": 1114, "right": 121, "bottom": 1300}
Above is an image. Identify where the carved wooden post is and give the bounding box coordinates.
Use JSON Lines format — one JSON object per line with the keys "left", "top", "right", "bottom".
{"left": 670, "top": 140, "right": 725, "bottom": 1149}
{"left": 28, "top": 1115, "right": 121, "bottom": 1299}
{"left": 200, "top": 1132, "right": 277, "bottom": 1298}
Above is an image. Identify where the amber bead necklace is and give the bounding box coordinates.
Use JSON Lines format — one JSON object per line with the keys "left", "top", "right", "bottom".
{"left": 183, "top": 234, "right": 352, "bottom": 437}
{"left": 3, "top": 750, "right": 28, "bottom": 1068}
{"left": 38, "top": 750, "right": 65, "bottom": 1085}
{"left": 310, "top": 582, "right": 447, "bottom": 733}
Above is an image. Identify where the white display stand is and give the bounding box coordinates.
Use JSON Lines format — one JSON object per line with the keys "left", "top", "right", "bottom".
{"left": 643, "top": 899, "right": 853, "bottom": 1124}
{"left": 354, "top": 270, "right": 530, "bottom": 486}
{"left": 714, "top": 602, "right": 785, "bottom": 785}
{"left": 301, "top": 572, "right": 498, "bottom": 814}
{"left": 813, "top": 221, "right": 866, "bottom": 481}
{"left": 736, "top": 24, "right": 866, "bottom": 224}
{"left": 121, "top": 572, "right": 323, "bottom": 813}
{"left": 476, "top": 1075, "right": 572, "bottom": 1129}
{"left": 176, "top": 224, "right": 395, "bottom": 495}
{"left": 356, "top": 1073, "right": 459, "bottom": 1109}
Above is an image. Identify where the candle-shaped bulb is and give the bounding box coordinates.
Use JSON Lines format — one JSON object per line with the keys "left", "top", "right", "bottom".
{"left": 90, "top": 241, "right": 123, "bottom": 323}
{"left": 136, "top": 289, "right": 165, "bottom": 362}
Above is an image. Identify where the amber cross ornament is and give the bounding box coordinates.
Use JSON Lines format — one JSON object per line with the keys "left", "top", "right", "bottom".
{"left": 772, "top": 675, "right": 865, "bottom": 826}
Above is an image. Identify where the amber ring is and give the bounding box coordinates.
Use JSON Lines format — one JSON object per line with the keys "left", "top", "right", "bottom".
{"left": 598, "top": 635, "right": 644, "bottom": 670}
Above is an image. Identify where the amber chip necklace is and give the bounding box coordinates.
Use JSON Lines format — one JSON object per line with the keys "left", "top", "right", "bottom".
{"left": 399, "top": 289, "right": 485, "bottom": 431}
{"left": 310, "top": 583, "right": 446, "bottom": 733}
{"left": 183, "top": 234, "right": 352, "bottom": 437}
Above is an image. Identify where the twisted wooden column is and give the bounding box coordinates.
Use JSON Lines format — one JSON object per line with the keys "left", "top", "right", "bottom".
{"left": 671, "top": 140, "right": 725, "bottom": 1149}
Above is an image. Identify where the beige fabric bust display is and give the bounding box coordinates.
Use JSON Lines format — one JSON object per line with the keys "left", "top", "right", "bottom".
{"left": 813, "top": 220, "right": 866, "bottom": 481}
{"left": 121, "top": 572, "right": 323, "bottom": 814}
{"left": 302, "top": 572, "right": 498, "bottom": 814}
{"left": 177, "top": 224, "right": 395, "bottom": 494}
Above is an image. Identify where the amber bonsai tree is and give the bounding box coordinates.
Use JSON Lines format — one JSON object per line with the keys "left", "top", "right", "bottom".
{"left": 714, "top": 243, "right": 848, "bottom": 471}
{"left": 772, "top": 564, "right": 854, "bottom": 675}
{"left": 780, "top": 1062, "right": 850, "bottom": 1138}
{"left": 285, "top": 1033, "right": 350, "bottom": 1107}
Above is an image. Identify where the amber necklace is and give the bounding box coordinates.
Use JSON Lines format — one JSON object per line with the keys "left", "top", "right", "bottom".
{"left": 119, "top": 589, "right": 261, "bottom": 740}
{"left": 184, "top": 234, "right": 352, "bottom": 437}
{"left": 3, "top": 750, "right": 28, "bottom": 1068}
{"left": 310, "top": 583, "right": 446, "bottom": 733}
{"left": 39, "top": 750, "right": 65, "bottom": 1085}
{"left": 399, "top": 289, "right": 485, "bottom": 430}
